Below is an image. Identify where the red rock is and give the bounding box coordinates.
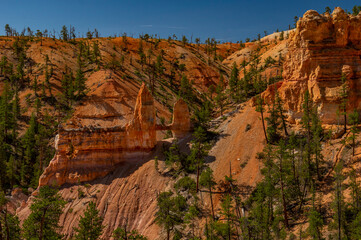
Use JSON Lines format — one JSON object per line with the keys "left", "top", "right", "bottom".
{"left": 171, "top": 99, "right": 191, "bottom": 138}
{"left": 39, "top": 83, "right": 191, "bottom": 187}
{"left": 265, "top": 8, "right": 361, "bottom": 124}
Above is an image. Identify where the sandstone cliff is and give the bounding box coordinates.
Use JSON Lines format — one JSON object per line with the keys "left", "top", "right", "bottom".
{"left": 272, "top": 8, "right": 361, "bottom": 123}
{"left": 39, "top": 83, "right": 191, "bottom": 187}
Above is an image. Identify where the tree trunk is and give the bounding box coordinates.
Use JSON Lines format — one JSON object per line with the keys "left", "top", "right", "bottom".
{"left": 344, "top": 110, "right": 347, "bottom": 134}
{"left": 280, "top": 156, "right": 289, "bottom": 229}
{"left": 196, "top": 164, "right": 200, "bottom": 192}
{"left": 337, "top": 181, "right": 341, "bottom": 240}
{"left": 209, "top": 186, "right": 215, "bottom": 220}
{"left": 227, "top": 217, "right": 231, "bottom": 240}
{"left": 260, "top": 110, "right": 268, "bottom": 144}
{"left": 281, "top": 115, "right": 288, "bottom": 136}
{"left": 315, "top": 150, "right": 320, "bottom": 180}
{"left": 39, "top": 207, "right": 48, "bottom": 240}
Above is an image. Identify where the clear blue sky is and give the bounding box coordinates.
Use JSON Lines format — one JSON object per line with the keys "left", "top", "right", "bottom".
{"left": 0, "top": 0, "right": 357, "bottom": 43}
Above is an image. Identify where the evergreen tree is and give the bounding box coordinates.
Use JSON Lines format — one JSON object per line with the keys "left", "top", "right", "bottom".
{"left": 188, "top": 126, "right": 209, "bottom": 192}
{"left": 255, "top": 95, "right": 268, "bottom": 144}
{"left": 60, "top": 25, "right": 68, "bottom": 41}
{"left": 75, "top": 55, "right": 87, "bottom": 100}
{"left": 275, "top": 92, "right": 288, "bottom": 136}
{"left": 347, "top": 109, "right": 359, "bottom": 156}
{"left": 229, "top": 63, "right": 239, "bottom": 101}
{"left": 220, "top": 194, "right": 234, "bottom": 240}
{"left": 215, "top": 78, "right": 227, "bottom": 116}
{"left": 265, "top": 102, "right": 281, "bottom": 144}
{"left": 349, "top": 168, "right": 361, "bottom": 214}
{"left": 351, "top": 212, "right": 361, "bottom": 239}
{"left": 155, "top": 191, "right": 183, "bottom": 240}
{"left": 311, "top": 105, "right": 324, "bottom": 180}
{"left": 5, "top": 155, "right": 16, "bottom": 189}
{"left": 4, "top": 24, "right": 11, "bottom": 37}
{"left": 301, "top": 90, "right": 313, "bottom": 189}
{"left": 21, "top": 113, "right": 37, "bottom": 186}
{"left": 164, "top": 141, "right": 187, "bottom": 170}
{"left": 44, "top": 65, "right": 52, "bottom": 97}
{"left": 307, "top": 188, "right": 324, "bottom": 240}
{"left": 339, "top": 74, "right": 348, "bottom": 134}
{"left": 92, "top": 41, "right": 101, "bottom": 67}
{"left": 113, "top": 227, "right": 147, "bottom": 240}
{"left": 179, "top": 75, "right": 193, "bottom": 103}
{"left": 329, "top": 161, "right": 346, "bottom": 240}
{"left": 36, "top": 30, "right": 43, "bottom": 46}
{"left": 352, "top": 5, "right": 361, "bottom": 16}
{"left": 60, "top": 68, "right": 75, "bottom": 107}
{"left": 200, "top": 167, "right": 217, "bottom": 219}
{"left": 74, "top": 201, "right": 104, "bottom": 240}
{"left": 23, "top": 186, "right": 66, "bottom": 240}
{"left": 0, "top": 191, "right": 20, "bottom": 240}
{"left": 325, "top": 6, "right": 332, "bottom": 14}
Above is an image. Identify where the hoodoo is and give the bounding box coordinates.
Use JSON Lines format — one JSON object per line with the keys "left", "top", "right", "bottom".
{"left": 39, "top": 83, "right": 191, "bottom": 187}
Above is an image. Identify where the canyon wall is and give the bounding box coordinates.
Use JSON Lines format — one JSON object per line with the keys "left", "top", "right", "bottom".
{"left": 39, "top": 83, "right": 190, "bottom": 187}
{"left": 265, "top": 8, "right": 361, "bottom": 123}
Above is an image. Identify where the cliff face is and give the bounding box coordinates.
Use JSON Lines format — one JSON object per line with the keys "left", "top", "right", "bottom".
{"left": 276, "top": 8, "right": 361, "bottom": 123}
{"left": 39, "top": 83, "right": 190, "bottom": 187}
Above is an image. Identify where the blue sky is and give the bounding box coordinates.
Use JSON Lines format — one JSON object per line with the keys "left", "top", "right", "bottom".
{"left": 0, "top": 0, "right": 357, "bottom": 42}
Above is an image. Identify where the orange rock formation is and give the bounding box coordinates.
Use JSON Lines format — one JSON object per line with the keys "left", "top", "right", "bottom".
{"left": 274, "top": 8, "right": 361, "bottom": 123}
{"left": 39, "top": 83, "right": 190, "bottom": 187}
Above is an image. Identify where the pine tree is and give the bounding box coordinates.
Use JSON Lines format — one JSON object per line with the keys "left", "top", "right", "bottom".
{"left": 275, "top": 92, "right": 288, "bottom": 136}
{"left": 325, "top": 6, "right": 331, "bottom": 14}
{"left": 0, "top": 191, "right": 20, "bottom": 240}
{"left": 44, "top": 66, "right": 52, "bottom": 97}
{"left": 60, "top": 25, "right": 68, "bottom": 41}
{"left": 0, "top": 82, "right": 13, "bottom": 141}
{"left": 339, "top": 74, "right": 348, "bottom": 134}
{"left": 220, "top": 194, "right": 234, "bottom": 240}
{"left": 265, "top": 102, "right": 281, "bottom": 144}
{"left": 75, "top": 55, "right": 87, "bottom": 100}
{"left": 4, "top": 24, "right": 11, "bottom": 37}
{"left": 215, "top": 76, "right": 227, "bottom": 115}
{"left": 275, "top": 140, "right": 290, "bottom": 229}
{"left": 5, "top": 155, "right": 16, "bottom": 189}
{"left": 330, "top": 161, "right": 346, "bottom": 240}
{"left": 200, "top": 167, "right": 217, "bottom": 220}
{"left": 349, "top": 168, "right": 361, "bottom": 213}
{"left": 351, "top": 212, "right": 361, "bottom": 239}
{"left": 74, "top": 201, "right": 104, "bottom": 240}
{"left": 307, "top": 188, "right": 324, "bottom": 239}
{"left": 155, "top": 191, "right": 183, "bottom": 240}
{"left": 92, "top": 41, "right": 101, "bottom": 67}
{"left": 188, "top": 126, "right": 209, "bottom": 192}
{"left": 255, "top": 95, "right": 268, "bottom": 144}
{"left": 301, "top": 90, "right": 313, "bottom": 188}
{"left": 179, "top": 75, "right": 193, "bottom": 103}
{"left": 60, "top": 68, "right": 75, "bottom": 106}
{"left": 347, "top": 109, "right": 359, "bottom": 156}
{"left": 23, "top": 186, "right": 66, "bottom": 240}
{"left": 229, "top": 63, "right": 239, "bottom": 101}
{"left": 113, "top": 227, "right": 147, "bottom": 240}
{"left": 21, "top": 113, "right": 37, "bottom": 186}
{"left": 311, "top": 105, "right": 324, "bottom": 180}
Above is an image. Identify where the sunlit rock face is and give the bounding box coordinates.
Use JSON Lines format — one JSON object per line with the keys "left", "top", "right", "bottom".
{"left": 39, "top": 83, "right": 190, "bottom": 187}
{"left": 264, "top": 8, "right": 361, "bottom": 123}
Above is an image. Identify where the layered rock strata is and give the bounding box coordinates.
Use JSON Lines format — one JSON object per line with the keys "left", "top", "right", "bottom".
{"left": 264, "top": 8, "right": 361, "bottom": 123}
{"left": 39, "top": 83, "right": 190, "bottom": 186}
